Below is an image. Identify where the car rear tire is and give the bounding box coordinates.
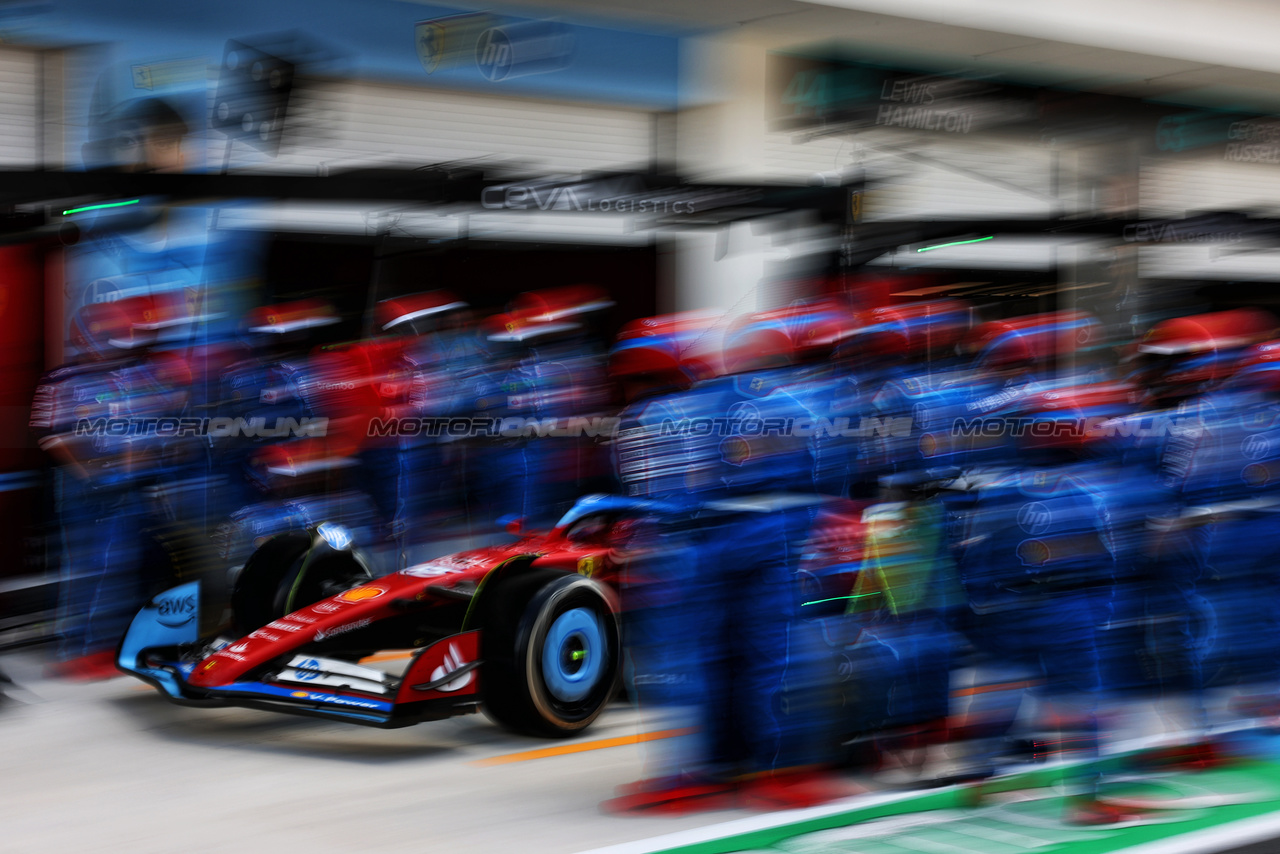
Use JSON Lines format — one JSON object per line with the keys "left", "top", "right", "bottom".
{"left": 482, "top": 573, "right": 620, "bottom": 738}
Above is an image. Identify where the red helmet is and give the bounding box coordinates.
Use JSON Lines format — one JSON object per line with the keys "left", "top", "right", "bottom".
{"left": 306, "top": 339, "right": 410, "bottom": 438}
{"left": 245, "top": 299, "right": 341, "bottom": 335}
{"left": 132, "top": 292, "right": 181, "bottom": 331}
{"left": 848, "top": 298, "right": 970, "bottom": 360}
{"left": 1137, "top": 308, "right": 1276, "bottom": 356}
{"left": 1135, "top": 309, "right": 1278, "bottom": 400}
{"left": 483, "top": 311, "right": 580, "bottom": 343}
{"left": 610, "top": 312, "right": 723, "bottom": 393}
{"left": 966, "top": 310, "right": 1101, "bottom": 371}
{"left": 71, "top": 295, "right": 159, "bottom": 354}
{"left": 723, "top": 299, "right": 859, "bottom": 373}
{"left": 510, "top": 285, "right": 614, "bottom": 322}
{"left": 375, "top": 291, "right": 467, "bottom": 332}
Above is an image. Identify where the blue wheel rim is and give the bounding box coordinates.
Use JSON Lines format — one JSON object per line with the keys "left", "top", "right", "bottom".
{"left": 542, "top": 606, "right": 606, "bottom": 703}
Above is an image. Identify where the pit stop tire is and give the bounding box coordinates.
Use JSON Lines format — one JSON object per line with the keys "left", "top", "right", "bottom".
{"left": 482, "top": 573, "right": 621, "bottom": 738}
{"left": 229, "top": 528, "right": 372, "bottom": 636}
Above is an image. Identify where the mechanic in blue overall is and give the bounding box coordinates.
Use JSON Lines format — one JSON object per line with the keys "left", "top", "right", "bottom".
{"left": 215, "top": 300, "right": 341, "bottom": 507}
{"left": 32, "top": 298, "right": 191, "bottom": 678}
{"left": 68, "top": 85, "right": 258, "bottom": 433}
{"left": 948, "top": 382, "right": 1135, "bottom": 823}
{"left": 1200, "top": 343, "right": 1280, "bottom": 728}
{"left": 1157, "top": 340, "right": 1280, "bottom": 720}
{"left": 600, "top": 313, "right": 723, "bottom": 809}
{"left": 471, "top": 288, "right": 614, "bottom": 531}
{"left": 604, "top": 309, "right": 849, "bottom": 812}
{"left": 865, "top": 312, "right": 1079, "bottom": 740}
{"left": 851, "top": 299, "right": 973, "bottom": 493}
{"left": 364, "top": 291, "right": 470, "bottom": 560}
{"left": 65, "top": 73, "right": 265, "bottom": 563}
{"left": 866, "top": 332, "right": 1021, "bottom": 496}
{"left": 214, "top": 301, "right": 382, "bottom": 569}
{"left": 1110, "top": 310, "right": 1276, "bottom": 754}
{"left": 732, "top": 299, "right": 862, "bottom": 499}
{"left": 809, "top": 302, "right": 971, "bottom": 777}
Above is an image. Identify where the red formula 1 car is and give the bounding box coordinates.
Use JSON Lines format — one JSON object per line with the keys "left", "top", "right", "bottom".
{"left": 119, "top": 494, "right": 871, "bottom": 738}
{"left": 117, "top": 494, "right": 646, "bottom": 737}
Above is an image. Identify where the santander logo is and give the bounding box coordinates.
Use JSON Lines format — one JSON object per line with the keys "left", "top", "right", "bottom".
{"left": 429, "top": 644, "right": 473, "bottom": 693}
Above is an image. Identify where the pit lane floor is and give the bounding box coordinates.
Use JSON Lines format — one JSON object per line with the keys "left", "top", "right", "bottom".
{"left": 7, "top": 649, "right": 1280, "bottom": 854}
{"left": 0, "top": 650, "right": 765, "bottom": 854}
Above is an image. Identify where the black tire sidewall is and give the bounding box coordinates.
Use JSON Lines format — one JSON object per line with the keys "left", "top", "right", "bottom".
{"left": 229, "top": 529, "right": 312, "bottom": 635}
{"left": 273, "top": 540, "right": 373, "bottom": 617}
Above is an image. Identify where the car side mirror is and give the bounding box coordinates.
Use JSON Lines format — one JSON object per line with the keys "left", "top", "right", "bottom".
{"left": 499, "top": 515, "right": 525, "bottom": 536}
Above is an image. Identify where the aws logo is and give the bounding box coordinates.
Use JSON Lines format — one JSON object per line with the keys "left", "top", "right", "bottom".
{"left": 156, "top": 593, "right": 196, "bottom": 628}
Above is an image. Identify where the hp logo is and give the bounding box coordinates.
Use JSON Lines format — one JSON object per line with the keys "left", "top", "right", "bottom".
{"left": 1017, "top": 502, "right": 1053, "bottom": 535}
{"left": 475, "top": 21, "right": 573, "bottom": 82}
{"left": 1243, "top": 434, "right": 1272, "bottom": 461}
{"left": 294, "top": 659, "right": 322, "bottom": 681}
{"left": 476, "top": 28, "right": 512, "bottom": 81}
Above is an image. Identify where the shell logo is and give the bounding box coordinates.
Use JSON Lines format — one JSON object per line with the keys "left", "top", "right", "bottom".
{"left": 1244, "top": 463, "right": 1270, "bottom": 487}
{"left": 1017, "top": 539, "right": 1051, "bottom": 567}
{"left": 337, "top": 586, "right": 386, "bottom": 603}
{"left": 722, "top": 436, "right": 751, "bottom": 465}
{"left": 291, "top": 691, "right": 309, "bottom": 698}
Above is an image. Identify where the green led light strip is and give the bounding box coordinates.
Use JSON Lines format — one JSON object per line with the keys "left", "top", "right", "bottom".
{"left": 800, "top": 593, "right": 878, "bottom": 607}
{"left": 62, "top": 199, "right": 141, "bottom": 216}
{"left": 916, "top": 235, "right": 994, "bottom": 252}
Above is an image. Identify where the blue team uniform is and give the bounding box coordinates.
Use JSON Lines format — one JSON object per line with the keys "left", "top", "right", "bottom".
{"left": 613, "top": 369, "right": 821, "bottom": 778}
{"left": 950, "top": 461, "right": 1117, "bottom": 776}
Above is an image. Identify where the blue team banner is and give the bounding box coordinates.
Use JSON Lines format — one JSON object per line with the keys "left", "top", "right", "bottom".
{"left": 9, "top": 0, "right": 680, "bottom": 110}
